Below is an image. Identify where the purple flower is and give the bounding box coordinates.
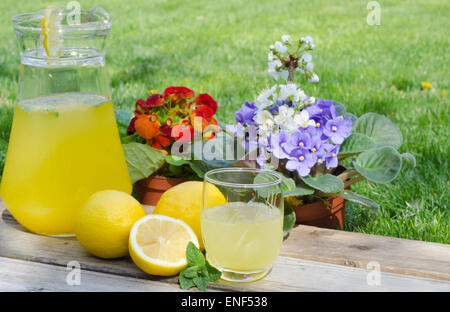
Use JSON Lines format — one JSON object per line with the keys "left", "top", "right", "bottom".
{"left": 323, "top": 116, "right": 352, "bottom": 144}
{"left": 324, "top": 144, "right": 340, "bottom": 169}
{"left": 285, "top": 129, "right": 314, "bottom": 153}
{"left": 305, "top": 103, "right": 322, "bottom": 117}
{"left": 235, "top": 101, "right": 257, "bottom": 125}
{"left": 316, "top": 99, "right": 338, "bottom": 118}
{"left": 308, "top": 134, "right": 327, "bottom": 162}
{"left": 269, "top": 130, "right": 290, "bottom": 159}
{"left": 285, "top": 149, "right": 315, "bottom": 177}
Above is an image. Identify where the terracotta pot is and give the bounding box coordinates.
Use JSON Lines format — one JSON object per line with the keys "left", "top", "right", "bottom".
{"left": 135, "top": 176, "right": 189, "bottom": 206}
{"left": 292, "top": 196, "right": 345, "bottom": 229}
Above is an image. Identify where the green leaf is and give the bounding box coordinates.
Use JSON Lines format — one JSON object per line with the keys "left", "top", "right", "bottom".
{"left": 122, "top": 142, "right": 166, "bottom": 183}
{"left": 301, "top": 174, "right": 344, "bottom": 193}
{"left": 332, "top": 101, "right": 346, "bottom": 115}
{"left": 340, "top": 190, "right": 380, "bottom": 213}
{"left": 340, "top": 133, "right": 376, "bottom": 155}
{"left": 283, "top": 201, "right": 296, "bottom": 237}
{"left": 354, "top": 113, "right": 403, "bottom": 149}
{"left": 401, "top": 152, "right": 417, "bottom": 167}
{"left": 280, "top": 175, "right": 296, "bottom": 192}
{"left": 284, "top": 185, "right": 314, "bottom": 196}
{"left": 205, "top": 261, "right": 222, "bottom": 282}
{"left": 179, "top": 272, "right": 196, "bottom": 290}
{"left": 182, "top": 266, "right": 199, "bottom": 279}
{"left": 193, "top": 276, "right": 209, "bottom": 291}
{"left": 114, "top": 110, "right": 132, "bottom": 139}
{"left": 186, "top": 241, "right": 205, "bottom": 267}
{"left": 353, "top": 146, "right": 402, "bottom": 183}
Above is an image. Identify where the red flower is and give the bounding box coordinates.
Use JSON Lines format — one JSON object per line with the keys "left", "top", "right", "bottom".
{"left": 192, "top": 105, "right": 214, "bottom": 121}
{"left": 160, "top": 118, "right": 173, "bottom": 137}
{"left": 146, "top": 94, "right": 164, "bottom": 107}
{"left": 127, "top": 116, "right": 137, "bottom": 135}
{"left": 135, "top": 94, "right": 165, "bottom": 115}
{"left": 164, "top": 86, "right": 195, "bottom": 101}
{"left": 192, "top": 93, "right": 217, "bottom": 114}
{"left": 134, "top": 99, "right": 147, "bottom": 115}
{"left": 154, "top": 134, "right": 172, "bottom": 147}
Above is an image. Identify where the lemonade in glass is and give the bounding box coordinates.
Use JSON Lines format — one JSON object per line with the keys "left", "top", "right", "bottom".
{"left": 201, "top": 168, "right": 284, "bottom": 282}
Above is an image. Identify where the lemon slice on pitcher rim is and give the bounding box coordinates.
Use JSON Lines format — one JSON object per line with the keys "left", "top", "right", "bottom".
{"left": 41, "top": 5, "right": 64, "bottom": 57}
{"left": 129, "top": 214, "right": 199, "bottom": 276}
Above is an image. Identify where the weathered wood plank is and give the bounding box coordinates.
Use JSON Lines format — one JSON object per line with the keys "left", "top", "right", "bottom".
{"left": 1, "top": 199, "right": 449, "bottom": 291}
{"left": 1, "top": 254, "right": 449, "bottom": 292}
{"left": 0, "top": 256, "right": 185, "bottom": 292}
{"left": 282, "top": 224, "right": 450, "bottom": 281}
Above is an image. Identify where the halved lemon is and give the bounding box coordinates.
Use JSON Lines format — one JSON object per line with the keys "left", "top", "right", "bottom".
{"left": 41, "top": 5, "right": 63, "bottom": 57}
{"left": 129, "top": 214, "right": 199, "bottom": 276}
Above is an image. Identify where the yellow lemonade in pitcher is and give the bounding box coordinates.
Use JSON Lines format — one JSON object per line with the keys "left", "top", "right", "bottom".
{"left": 0, "top": 93, "right": 132, "bottom": 235}
{"left": 201, "top": 202, "right": 283, "bottom": 272}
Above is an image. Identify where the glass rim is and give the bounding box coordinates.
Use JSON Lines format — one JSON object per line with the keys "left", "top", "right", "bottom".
{"left": 204, "top": 168, "right": 282, "bottom": 189}
{"left": 12, "top": 5, "right": 112, "bottom": 33}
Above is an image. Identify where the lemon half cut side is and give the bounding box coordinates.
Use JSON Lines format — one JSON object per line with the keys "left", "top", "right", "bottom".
{"left": 129, "top": 214, "right": 200, "bottom": 276}
{"left": 41, "top": 5, "right": 64, "bottom": 57}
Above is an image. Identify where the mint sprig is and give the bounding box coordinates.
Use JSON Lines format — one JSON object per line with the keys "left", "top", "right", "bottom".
{"left": 179, "top": 242, "right": 221, "bottom": 291}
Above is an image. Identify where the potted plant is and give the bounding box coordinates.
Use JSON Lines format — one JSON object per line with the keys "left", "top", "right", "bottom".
{"left": 115, "top": 86, "right": 223, "bottom": 205}
{"left": 230, "top": 35, "right": 416, "bottom": 232}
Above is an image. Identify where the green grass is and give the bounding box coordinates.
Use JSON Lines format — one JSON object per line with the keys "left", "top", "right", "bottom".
{"left": 0, "top": 0, "right": 448, "bottom": 243}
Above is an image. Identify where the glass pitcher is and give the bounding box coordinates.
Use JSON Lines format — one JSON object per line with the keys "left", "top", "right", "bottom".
{"left": 0, "top": 5, "right": 132, "bottom": 236}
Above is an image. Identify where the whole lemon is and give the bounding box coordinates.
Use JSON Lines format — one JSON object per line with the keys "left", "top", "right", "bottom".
{"left": 75, "top": 190, "right": 146, "bottom": 259}
{"left": 153, "top": 181, "right": 226, "bottom": 250}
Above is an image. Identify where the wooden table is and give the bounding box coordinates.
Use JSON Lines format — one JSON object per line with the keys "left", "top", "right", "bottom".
{"left": 0, "top": 199, "right": 449, "bottom": 292}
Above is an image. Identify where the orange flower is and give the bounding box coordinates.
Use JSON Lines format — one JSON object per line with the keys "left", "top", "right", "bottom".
{"left": 135, "top": 114, "right": 160, "bottom": 139}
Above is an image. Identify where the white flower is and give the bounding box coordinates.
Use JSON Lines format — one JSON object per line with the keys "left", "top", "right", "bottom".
{"left": 300, "top": 53, "right": 312, "bottom": 63}
{"left": 254, "top": 111, "right": 275, "bottom": 137}
{"left": 308, "top": 73, "right": 320, "bottom": 83}
{"left": 279, "top": 83, "right": 307, "bottom": 103}
{"left": 268, "top": 51, "right": 276, "bottom": 61}
{"left": 268, "top": 60, "right": 288, "bottom": 80}
{"left": 300, "top": 36, "right": 315, "bottom": 50}
{"left": 281, "top": 34, "right": 291, "bottom": 44}
{"left": 274, "top": 41, "right": 287, "bottom": 54}
{"left": 254, "top": 110, "right": 274, "bottom": 125}
{"left": 256, "top": 86, "right": 277, "bottom": 110}
{"left": 294, "top": 110, "right": 316, "bottom": 128}
{"left": 258, "top": 122, "right": 274, "bottom": 138}
{"left": 279, "top": 83, "right": 297, "bottom": 101}
{"left": 274, "top": 105, "right": 295, "bottom": 125}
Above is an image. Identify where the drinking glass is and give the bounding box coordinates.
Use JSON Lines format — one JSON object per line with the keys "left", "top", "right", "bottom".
{"left": 201, "top": 168, "right": 284, "bottom": 282}
{"left": 0, "top": 6, "right": 131, "bottom": 236}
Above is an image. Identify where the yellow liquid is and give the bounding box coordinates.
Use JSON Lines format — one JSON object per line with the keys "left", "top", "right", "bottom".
{"left": 201, "top": 202, "right": 283, "bottom": 272}
{"left": 0, "top": 93, "right": 132, "bottom": 235}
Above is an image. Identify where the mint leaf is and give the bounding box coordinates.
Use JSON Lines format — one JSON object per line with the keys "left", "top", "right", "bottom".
{"left": 186, "top": 242, "right": 205, "bottom": 267}
{"left": 178, "top": 242, "right": 221, "bottom": 291}
{"left": 182, "top": 266, "right": 199, "bottom": 279}
{"left": 205, "top": 261, "right": 221, "bottom": 282}
{"left": 179, "top": 272, "right": 195, "bottom": 290}
{"left": 193, "top": 276, "right": 208, "bottom": 291}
